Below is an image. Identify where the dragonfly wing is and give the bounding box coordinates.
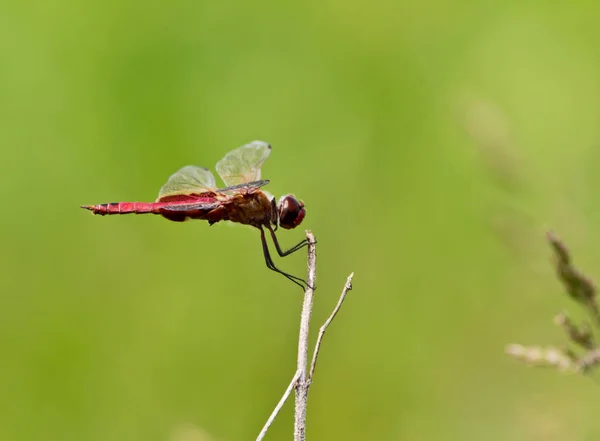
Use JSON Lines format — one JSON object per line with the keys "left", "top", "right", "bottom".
{"left": 218, "top": 179, "right": 270, "bottom": 195}
{"left": 157, "top": 166, "right": 217, "bottom": 201}
{"left": 160, "top": 201, "right": 222, "bottom": 212}
{"left": 215, "top": 141, "right": 271, "bottom": 187}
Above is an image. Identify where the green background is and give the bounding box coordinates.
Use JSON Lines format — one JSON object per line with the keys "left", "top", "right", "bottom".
{"left": 2, "top": 1, "right": 600, "bottom": 440}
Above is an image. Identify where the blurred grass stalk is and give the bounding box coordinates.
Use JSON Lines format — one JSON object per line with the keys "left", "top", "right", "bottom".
{"left": 506, "top": 232, "right": 600, "bottom": 373}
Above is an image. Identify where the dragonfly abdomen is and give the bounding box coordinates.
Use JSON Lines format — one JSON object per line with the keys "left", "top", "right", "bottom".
{"left": 81, "top": 202, "right": 160, "bottom": 215}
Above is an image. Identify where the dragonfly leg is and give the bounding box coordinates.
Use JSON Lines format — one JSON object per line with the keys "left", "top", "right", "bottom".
{"left": 260, "top": 227, "right": 307, "bottom": 291}
{"left": 266, "top": 225, "right": 310, "bottom": 257}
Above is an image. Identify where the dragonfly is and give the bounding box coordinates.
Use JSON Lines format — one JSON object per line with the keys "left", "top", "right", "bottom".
{"left": 82, "top": 141, "right": 310, "bottom": 290}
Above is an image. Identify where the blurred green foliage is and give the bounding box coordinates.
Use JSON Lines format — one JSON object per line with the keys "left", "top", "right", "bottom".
{"left": 2, "top": 1, "right": 600, "bottom": 440}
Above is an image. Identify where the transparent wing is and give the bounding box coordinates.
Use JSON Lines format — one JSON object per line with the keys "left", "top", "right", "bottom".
{"left": 160, "top": 201, "right": 221, "bottom": 212}
{"left": 157, "top": 165, "right": 217, "bottom": 201}
{"left": 215, "top": 140, "right": 271, "bottom": 187}
{"left": 217, "top": 179, "right": 270, "bottom": 195}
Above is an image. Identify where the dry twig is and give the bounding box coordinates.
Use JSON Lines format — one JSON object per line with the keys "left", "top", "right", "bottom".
{"left": 309, "top": 273, "right": 354, "bottom": 381}
{"left": 256, "top": 371, "right": 301, "bottom": 441}
{"left": 293, "top": 231, "right": 318, "bottom": 441}
{"left": 256, "top": 231, "right": 354, "bottom": 441}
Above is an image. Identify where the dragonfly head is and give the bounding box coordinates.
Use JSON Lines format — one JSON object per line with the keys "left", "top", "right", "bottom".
{"left": 277, "top": 195, "right": 305, "bottom": 230}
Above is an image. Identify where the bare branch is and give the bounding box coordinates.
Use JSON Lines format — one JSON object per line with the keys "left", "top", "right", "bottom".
{"left": 256, "top": 230, "right": 353, "bottom": 440}
{"left": 294, "top": 231, "right": 317, "bottom": 441}
{"left": 256, "top": 370, "right": 301, "bottom": 441}
{"left": 309, "top": 273, "right": 354, "bottom": 381}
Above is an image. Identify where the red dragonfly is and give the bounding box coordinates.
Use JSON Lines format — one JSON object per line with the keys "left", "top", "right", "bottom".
{"left": 82, "top": 141, "right": 309, "bottom": 289}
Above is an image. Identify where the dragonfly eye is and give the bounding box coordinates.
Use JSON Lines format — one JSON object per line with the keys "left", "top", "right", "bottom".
{"left": 278, "top": 195, "right": 306, "bottom": 230}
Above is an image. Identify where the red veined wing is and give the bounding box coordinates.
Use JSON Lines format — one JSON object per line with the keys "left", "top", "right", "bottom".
{"left": 156, "top": 166, "right": 217, "bottom": 202}
{"left": 215, "top": 141, "right": 271, "bottom": 187}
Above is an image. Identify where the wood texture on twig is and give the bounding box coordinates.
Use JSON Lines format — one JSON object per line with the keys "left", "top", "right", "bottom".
{"left": 256, "top": 230, "right": 354, "bottom": 441}
{"left": 293, "top": 231, "right": 317, "bottom": 441}
{"left": 309, "top": 273, "right": 354, "bottom": 381}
